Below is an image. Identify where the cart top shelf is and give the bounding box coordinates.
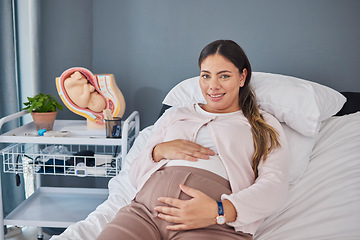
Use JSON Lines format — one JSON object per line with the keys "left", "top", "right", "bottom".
{"left": 0, "top": 119, "right": 131, "bottom": 146}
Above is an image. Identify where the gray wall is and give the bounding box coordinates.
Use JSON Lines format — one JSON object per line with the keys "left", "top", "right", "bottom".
{"left": 38, "top": 0, "right": 360, "bottom": 129}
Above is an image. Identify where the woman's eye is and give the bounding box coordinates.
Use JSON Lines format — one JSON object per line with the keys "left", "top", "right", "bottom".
{"left": 201, "top": 74, "right": 210, "bottom": 79}
{"left": 220, "top": 75, "right": 230, "bottom": 79}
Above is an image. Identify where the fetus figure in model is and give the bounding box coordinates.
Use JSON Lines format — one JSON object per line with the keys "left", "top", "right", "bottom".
{"left": 64, "top": 71, "right": 106, "bottom": 113}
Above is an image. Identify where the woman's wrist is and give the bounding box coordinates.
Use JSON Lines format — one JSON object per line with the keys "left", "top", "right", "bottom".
{"left": 152, "top": 144, "right": 164, "bottom": 162}
{"left": 222, "top": 199, "right": 237, "bottom": 223}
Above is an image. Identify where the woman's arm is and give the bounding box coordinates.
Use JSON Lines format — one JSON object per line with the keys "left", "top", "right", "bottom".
{"left": 152, "top": 139, "right": 215, "bottom": 162}
{"left": 129, "top": 106, "right": 214, "bottom": 189}
{"left": 155, "top": 184, "right": 237, "bottom": 231}
{"left": 221, "top": 114, "right": 290, "bottom": 229}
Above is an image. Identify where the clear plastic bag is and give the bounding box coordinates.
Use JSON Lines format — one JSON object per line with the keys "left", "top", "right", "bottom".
{"left": 40, "top": 145, "right": 71, "bottom": 156}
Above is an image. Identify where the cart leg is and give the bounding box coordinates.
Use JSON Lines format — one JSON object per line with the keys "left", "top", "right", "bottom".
{"left": 37, "top": 227, "right": 43, "bottom": 240}
{"left": 35, "top": 172, "right": 43, "bottom": 240}
{"left": 0, "top": 226, "right": 4, "bottom": 240}
{"left": 0, "top": 179, "right": 4, "bottom": 240}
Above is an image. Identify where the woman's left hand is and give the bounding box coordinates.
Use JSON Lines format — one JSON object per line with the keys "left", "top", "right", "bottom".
{"left": 154, "top": 184, "right": 218, "bottom": 231}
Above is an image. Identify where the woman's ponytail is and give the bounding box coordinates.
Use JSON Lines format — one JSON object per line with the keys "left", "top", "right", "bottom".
{"left": 241, "top": 90, "right": 280, "bottom": 178}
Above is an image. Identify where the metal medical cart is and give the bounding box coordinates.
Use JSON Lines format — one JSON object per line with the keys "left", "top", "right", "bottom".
{"left": 0, "top": 110, "right": 140, "bottom": 240}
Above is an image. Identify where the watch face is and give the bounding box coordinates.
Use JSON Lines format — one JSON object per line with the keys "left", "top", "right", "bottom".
{"left": 216, "top": 216, "right": 226, "bottom": 225}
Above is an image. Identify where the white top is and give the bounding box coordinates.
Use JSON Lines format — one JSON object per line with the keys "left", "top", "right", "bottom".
{"left": 165, "top": 104, "right": 240, "bottom": 180}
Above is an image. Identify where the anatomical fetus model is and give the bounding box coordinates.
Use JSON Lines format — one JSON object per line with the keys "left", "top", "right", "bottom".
{"left": 56, "top": 67, "right": 126, "bottom": 128}
{"left": 64, "top": 71, "right": 106, "bottom": 112}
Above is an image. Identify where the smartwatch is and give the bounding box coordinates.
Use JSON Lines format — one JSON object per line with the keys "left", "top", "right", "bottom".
{"left": 216, "top": 201, "right": 226, "bottom": 225}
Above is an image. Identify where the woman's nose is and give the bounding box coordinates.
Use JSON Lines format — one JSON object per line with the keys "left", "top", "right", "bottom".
{"left": 209, "top": 78, "right": 220, "bottom": 90}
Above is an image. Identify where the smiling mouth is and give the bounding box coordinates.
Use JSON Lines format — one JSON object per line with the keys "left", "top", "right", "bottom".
{"left": 209, "top": 93, "right": 225, "bottom": 97}
{"left": 208, "top": 93, "right": 225, "bottom": 102}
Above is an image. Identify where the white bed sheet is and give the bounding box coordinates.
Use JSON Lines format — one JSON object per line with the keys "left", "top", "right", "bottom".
{"left": 52, "top": 112, "right": 360, "bottom": 240}
{"left": 255, "top": 112, "right": 360, "bottom": 240}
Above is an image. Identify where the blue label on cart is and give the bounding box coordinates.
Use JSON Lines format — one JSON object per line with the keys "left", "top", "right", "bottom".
{"left": 112, "top": 125, "right": 121, "bottom": 137}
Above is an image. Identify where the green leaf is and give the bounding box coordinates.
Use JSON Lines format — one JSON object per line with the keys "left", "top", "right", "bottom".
{"left": 22, "top": 92, "right": 64, "bottom": 112}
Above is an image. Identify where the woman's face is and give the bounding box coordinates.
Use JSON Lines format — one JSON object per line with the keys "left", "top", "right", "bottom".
{"left": 199, "top": 54, "right": 247, "bottom": 113}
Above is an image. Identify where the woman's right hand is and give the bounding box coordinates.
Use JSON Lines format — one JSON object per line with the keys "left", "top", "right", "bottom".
{"left": 152, "top": 140, "right": 215, "bottom": 163}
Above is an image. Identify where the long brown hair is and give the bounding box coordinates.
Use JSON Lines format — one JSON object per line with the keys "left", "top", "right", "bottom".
{"left": 199, "top": 40, "right": 280, "bottom": 178}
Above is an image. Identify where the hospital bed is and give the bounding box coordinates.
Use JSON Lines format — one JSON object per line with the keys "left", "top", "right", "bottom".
{"left": 52, "top": 72, "right": 360, "bottom": 240}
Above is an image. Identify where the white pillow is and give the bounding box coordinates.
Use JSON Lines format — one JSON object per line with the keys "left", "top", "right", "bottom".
{"left": 162, "top": 72, "right": 346, "bottom": 183}
{"left": 251, "top": 72, "right": 346, "bottom": 137}
{"left": 163, "top": 76, "right": 206, "bottom": 107}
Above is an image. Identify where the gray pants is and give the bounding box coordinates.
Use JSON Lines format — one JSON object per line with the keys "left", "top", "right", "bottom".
{"left": 97, "top": 166, "right": 253, "bottom": 240}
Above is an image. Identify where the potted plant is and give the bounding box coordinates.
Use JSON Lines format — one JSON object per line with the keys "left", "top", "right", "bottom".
{"left": 22, "top": 92, "right": 64, "bottom": 131}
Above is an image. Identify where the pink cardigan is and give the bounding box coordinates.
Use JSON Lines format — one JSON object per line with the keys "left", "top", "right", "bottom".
{"left": 129, "top": 105, "right": 290, "bottom": 235}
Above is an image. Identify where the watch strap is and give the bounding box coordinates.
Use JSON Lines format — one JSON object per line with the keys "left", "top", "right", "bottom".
{"left": 217, "top": 201, "right": 224, "bottom": 215}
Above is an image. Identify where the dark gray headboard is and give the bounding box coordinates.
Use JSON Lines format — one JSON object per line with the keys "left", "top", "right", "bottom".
{"left": 336, "top": 92, "right": 360, "bottom": 116}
